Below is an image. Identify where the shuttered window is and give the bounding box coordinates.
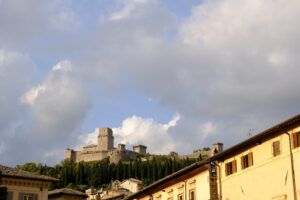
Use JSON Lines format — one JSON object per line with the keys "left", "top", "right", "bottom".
{"left": 225, "top": 160, "right": 237, "bottom": 176}
{"left": 18, "top": 193, "right": 38, "bottom": 200}
{"left": 241, "top": 152, "right": 253, "bottom": 169}
{"left": 189, "top": 189, "right": 195, "bottom": 200}
{"left": 7, "top": 191, "right": 13, "bottom": 200}
{"left": 273, "top": 141, "right": 281, "bottom": 157}
{"left": 293, "top": 132, "right": 300, "bottom": 149}
{"left": 177, "top": 193, "right": 183, "bottom": 200}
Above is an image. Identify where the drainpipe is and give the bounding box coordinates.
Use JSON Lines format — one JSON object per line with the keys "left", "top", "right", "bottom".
{"left": 282, "top": 130, "right": 297, "bottom": 200}
{"left": 214, "top": 162, "right": 222, "bottom": 200}
{"left": 184, "top": 180, "right": 187, "bottom": 200}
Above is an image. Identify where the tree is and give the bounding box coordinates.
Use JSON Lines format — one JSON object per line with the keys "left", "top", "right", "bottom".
{"left": 202, "top": 147, "right": 211, "bottom": 151}
{"left": 168, "top": 152, "right": 178, "bottom": 157}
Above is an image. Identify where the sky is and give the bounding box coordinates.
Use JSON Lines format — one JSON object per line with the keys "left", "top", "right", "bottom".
{"left": 1, "top": 0, "right": 300, "bottom": 167}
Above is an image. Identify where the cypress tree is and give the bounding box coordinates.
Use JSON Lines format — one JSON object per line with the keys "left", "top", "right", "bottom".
{"left": 146, "top": 160, "right": 151, "bottom": 180}
{"left": 157, "top": 162, "right": 163, "bottom": 180}
{"left": 152, "top": 157, "right": 157, "bottom": 182}
{"left": 128, "top": 162, "right": 133, "bottom": 178}
{"left": 134, "top": 161, "right": 138, "bottom": 179}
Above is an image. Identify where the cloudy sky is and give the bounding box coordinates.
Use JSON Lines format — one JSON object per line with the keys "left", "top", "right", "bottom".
{"left": 1, "top": 0, "right": 300, "bottom": 167}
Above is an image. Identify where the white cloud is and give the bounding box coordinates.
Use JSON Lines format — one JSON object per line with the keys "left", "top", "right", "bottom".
{"left": 77, "top": 114, "right": 180, "bottom": 155}
{"left": 22, "top": 60, "right": 91, "bottom": 139}
{"left": 109, "top": 0, "right": 149, "bottom": 21}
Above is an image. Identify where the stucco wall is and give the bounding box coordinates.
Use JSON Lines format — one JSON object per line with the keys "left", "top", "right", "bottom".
{"left": 49, "top": 194, "right": 85, "bottom": 200}
{"left": 120, "top": 181, "right": 139, "bottom": 193}
{"left": 138, "top": 170, "right": 210, "bottom": 200}
{"left": 220, "top": 127, "right": 300, "bottom": 200}
{"left": 3, "top": 185, "right": 48, "bottom": 200}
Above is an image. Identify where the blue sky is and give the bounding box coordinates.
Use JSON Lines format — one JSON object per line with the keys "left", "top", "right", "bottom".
{"left": 1, "top": 0, "right": 300, "bottom": 166}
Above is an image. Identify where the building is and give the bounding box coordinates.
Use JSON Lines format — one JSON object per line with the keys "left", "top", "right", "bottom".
{"left": 120, "top": 178, "right": 143, "bottom": 193}
{"left": 0, "top": 165, "right": 58, "bottom": 200}
{"left": 66, "top": 128, "right": 147, "bottom": 163}
{"left": 48, "top": 188, "right": 88, "bottom": 200}
{"left": 127, "top": 113, "right": 300, "bottom": 200}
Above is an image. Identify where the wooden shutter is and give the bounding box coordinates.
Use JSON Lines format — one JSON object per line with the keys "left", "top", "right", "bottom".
{"left": 248, "top": 152, "right": 253, "bottom": 166}
{"left": 225, "top": 163, "right": 228, "bottom": 176}
{"left": 7, "top": 192, "right": 13, "bottom": 200}
{"left": 241, "top": 156, "right": 244, "bottom": 169}
{"left": 273, "top": 141, "right": 280, "bottom": 156}
{"left": 232, "top": 160, "right": 237, "bottom": 173}
{"left": 293, "top": 133, "right": 298, "bottom": 148}
{"left": 19, "top": 192, "right": 24, "bottom": 200}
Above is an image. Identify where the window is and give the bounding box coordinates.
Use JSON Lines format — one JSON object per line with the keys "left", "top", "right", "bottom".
{"left": 293, "top": 132, "right": 300, "bottom": 148}
{"left": 24, "top": 194, "right": 33, "bottom": 200}
{"left": 189, "top": 189, "right": 195, "bottom": 200}
{"left": 177, "top": 194, "right": 183, "bottom": 200}
{"left": 241, "top": 152, "right": 253, "bottom": 169}
{"left": 18, "top": 193, "right": 38, "bottom": 200}
{"left": 225, "top": 160, "right": 237, "bottom": 176}
{"left": 273, "top": 141, "right": 281, "bottom": 157}
{"left": 6, "top": 191, "right": 13, "bottom": 200}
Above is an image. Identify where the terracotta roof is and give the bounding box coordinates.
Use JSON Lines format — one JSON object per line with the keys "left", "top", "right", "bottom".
{"left": 0, "top": 165, "right": 59, "bottom": 182}
{"left": 48, "top": 188, "right": 88, "bottom": 198}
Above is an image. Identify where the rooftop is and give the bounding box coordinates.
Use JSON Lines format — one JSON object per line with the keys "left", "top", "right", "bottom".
{"left": 48, "top": 188, "right": 88, "bottom": 198}
{"left": 0, "top": 165, "right": 59, "bottom": 182}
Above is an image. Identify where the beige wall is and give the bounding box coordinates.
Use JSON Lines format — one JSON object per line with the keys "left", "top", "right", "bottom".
{"left": 49, "top": 194, "right": 84, "bottom": 200}
{"left": 138, "top": 170, "right": 210, "bottom": 200}
{"left": 219, "top": 126, "right": 300, "bottom": 200}
{"left": 120, "top": 181, "right": 140, "bottom": 193}
{"left": 3, "top": 185, "right": 48, "bottom": 200}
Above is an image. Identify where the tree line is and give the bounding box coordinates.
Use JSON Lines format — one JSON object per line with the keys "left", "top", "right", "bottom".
{"left": 17, "top": 154, "right": 206, "bottom": 192}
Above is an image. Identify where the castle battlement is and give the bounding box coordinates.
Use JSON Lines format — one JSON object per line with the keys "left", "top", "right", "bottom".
{"left": 66, "top": 128, "right": 147, "bottom": 163}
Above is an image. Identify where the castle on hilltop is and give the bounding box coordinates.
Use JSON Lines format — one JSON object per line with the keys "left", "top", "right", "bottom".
{"left": 66, "top": 127, "right": 147, "bottom": 163}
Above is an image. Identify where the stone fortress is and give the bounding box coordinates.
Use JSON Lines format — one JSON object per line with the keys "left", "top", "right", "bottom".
{"left": 66, "top": 128, "right": 147, "bottom": 163}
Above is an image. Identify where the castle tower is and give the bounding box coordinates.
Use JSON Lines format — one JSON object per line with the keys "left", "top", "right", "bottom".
{"left": 97, "top": 127, "right": 114, "bottom": 151}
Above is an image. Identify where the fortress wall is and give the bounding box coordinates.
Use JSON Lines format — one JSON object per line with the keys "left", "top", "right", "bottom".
{"left": 83, "top": 146, "right": 97, "bottom": 152}
{"left": 81, "top": 151, "right": 108, "bottom": 162}
{"left": 127, "top": 151, "right": 139, "bottom": 160}
{"left": 74, "top": 151, "right": 82, "bottom": 162}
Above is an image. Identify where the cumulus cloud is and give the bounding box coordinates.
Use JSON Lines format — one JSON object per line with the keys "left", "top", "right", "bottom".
{"left": 109, "top": 0, "right": 149, "bottom": 21}
{"left": 22, "top": 60, "right": 91, "bottom": 140}
{"left": 0, "top": 50, "right": 35, "bottom": 133}
{"left": 77, "top": 114, "right": 180, "bottom": 154}
{"left": 2, "top": 0, "right": 300, "bottom": 165}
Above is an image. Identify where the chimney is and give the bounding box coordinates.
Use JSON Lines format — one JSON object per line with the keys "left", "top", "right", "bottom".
{"left": 210, "top": 142, "right": 223, "bottom": 156}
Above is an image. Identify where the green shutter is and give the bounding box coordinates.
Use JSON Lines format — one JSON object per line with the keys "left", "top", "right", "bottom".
{"left": 34, "top": 194, "right": 38, "bottom": 200}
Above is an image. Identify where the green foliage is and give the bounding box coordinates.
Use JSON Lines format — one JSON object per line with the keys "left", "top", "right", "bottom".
{"left": 202, "top": 147, "right": 211, "bottom": 151}
{"left": 17, "top": 155, "right": 203, "bottom": 190}
{"left": 168, "top": 152, "right": 178, "bottom": 157}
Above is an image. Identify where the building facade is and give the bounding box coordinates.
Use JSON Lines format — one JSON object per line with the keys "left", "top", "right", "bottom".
{"left": 127, "top": 114, "right": 300, "bottom": 200}
{"left": 48, "top": 188, "right": 88, "bottom": 200}
{"left": 0, "top": 165, "right": 58, "bottom": 200}
{"left": 66, "top": 128, "right": 147, "bottom": 163}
